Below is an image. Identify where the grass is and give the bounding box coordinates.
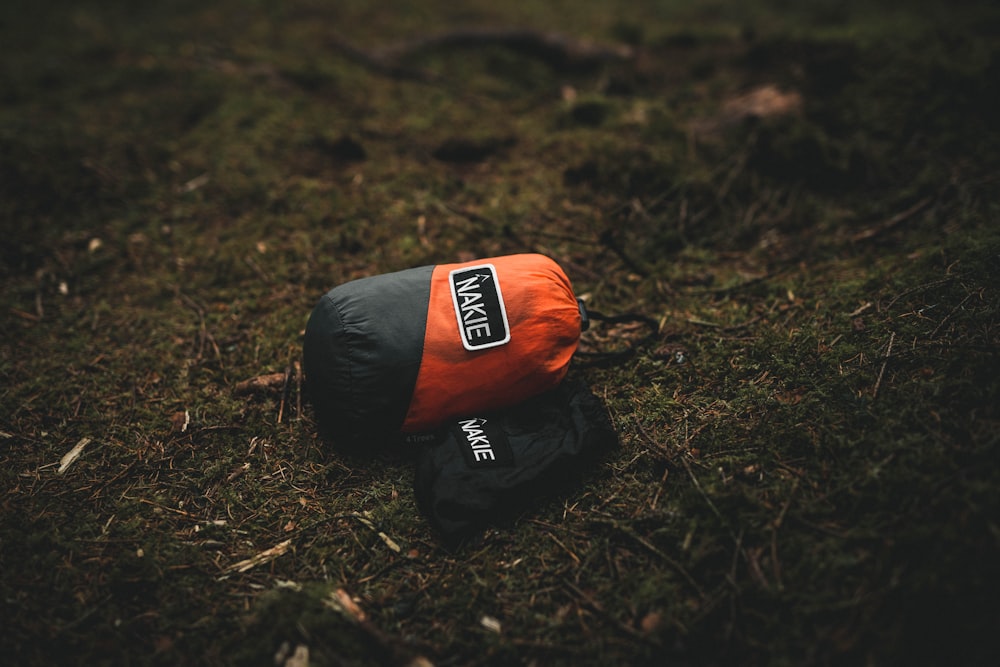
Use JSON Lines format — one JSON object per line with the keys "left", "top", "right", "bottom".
{"left": 2, "top": 0, "right": 998, "bottom": 665}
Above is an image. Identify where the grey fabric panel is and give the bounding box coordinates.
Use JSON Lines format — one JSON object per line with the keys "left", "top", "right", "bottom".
{"left": 303, "top": 264, "right": 433, "bottom": 453}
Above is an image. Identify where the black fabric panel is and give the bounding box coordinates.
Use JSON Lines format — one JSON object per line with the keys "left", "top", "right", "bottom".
{"left": 303, "top": 264, "right": 433, "bottom": 454}
{"left": 414, "top": 380, "right": 618, "bottom": 543}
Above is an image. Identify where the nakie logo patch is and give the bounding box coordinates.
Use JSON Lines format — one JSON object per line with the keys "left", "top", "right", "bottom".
{"left": 452, "top": 418, "right": 514, "bottom": 468}
{"left": 448, "top": 264, "right": 511, "bottom": 351}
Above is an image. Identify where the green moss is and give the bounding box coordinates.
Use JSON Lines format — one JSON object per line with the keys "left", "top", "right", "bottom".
{"left": 2, "top": 0, "right": 999, "bottom": 665}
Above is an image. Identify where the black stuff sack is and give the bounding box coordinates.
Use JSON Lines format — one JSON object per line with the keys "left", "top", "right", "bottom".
{"left": 413, "top": 379, "right": 618, "bottom": 542}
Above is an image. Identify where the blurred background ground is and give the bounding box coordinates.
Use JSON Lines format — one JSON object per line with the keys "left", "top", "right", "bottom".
{"left": 1, "top": 1, "right": 998, "bottom": 665}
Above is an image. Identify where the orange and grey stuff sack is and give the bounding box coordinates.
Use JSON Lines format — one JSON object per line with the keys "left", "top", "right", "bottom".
{"left": 303, "top": 254, "right": 583, "bottom": 454}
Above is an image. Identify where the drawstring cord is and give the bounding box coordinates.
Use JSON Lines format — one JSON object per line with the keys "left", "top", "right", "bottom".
{"left": 575, "top": 299, "right": 658, "bottom": 365}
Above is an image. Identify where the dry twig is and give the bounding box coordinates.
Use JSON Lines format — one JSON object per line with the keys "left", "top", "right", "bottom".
{"left": 57, "top": 437, "right": 93, "bottom": 475}
{"left": 872, "top": 331, "right": 896, "bottom": 401}
{"left": 851, "top": 198, "right": 931, "bottom": 242}
{"left": 223, "top": 538, "right": 293, "bottom": 574}
{"left": 330, "top": 27, "right": 634, "bottom": 81}
{"left": 342, "top": 512, "right": 402, "bottom": 554}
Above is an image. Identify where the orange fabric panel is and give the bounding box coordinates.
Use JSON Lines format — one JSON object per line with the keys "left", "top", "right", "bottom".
{"left": 402, "top": 254, "right": 581, "bottom": 432}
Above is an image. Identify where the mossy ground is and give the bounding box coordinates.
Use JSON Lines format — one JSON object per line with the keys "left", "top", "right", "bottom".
{"left": 2, "top": 1, "right": 998, "bottom": 665}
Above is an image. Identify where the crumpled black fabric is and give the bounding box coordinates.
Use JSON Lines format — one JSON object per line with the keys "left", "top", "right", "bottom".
{"left": 414, "top": 379, "right": 618, "bottom": 543}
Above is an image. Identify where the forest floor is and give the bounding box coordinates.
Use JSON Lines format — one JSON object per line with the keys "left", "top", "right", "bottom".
{"left": 2, "top": 0, "right": 999, "bottom": 665}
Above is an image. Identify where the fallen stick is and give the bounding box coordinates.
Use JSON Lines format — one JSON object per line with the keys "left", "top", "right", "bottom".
{"left": 851, "top": 198, "right": 931, "bottom": 242}
{"left": 323, "top": 587, "right": 435, "bottom": 666}
{"left": 331, "top": 27, "right": 634, "bottom": 80}
{"left": 234, "top": 372, "right": 287, "bottom": 395}
{"left": 57, "top": 437, "right": 93, "bottom": 474}
{"left": 224, "top": 538, "right": 293, "bottom": 574}
{"left": 343, "top": 512, "right": 402, "bottom": 554}
{"left": 376, "top": 27, "right": 634, "bottom": 65}
{"left": 277, "top": 365, "right": 292, "bottom": 424}
{"left": 872, "top": 331, "right": 896, "bottom": 400}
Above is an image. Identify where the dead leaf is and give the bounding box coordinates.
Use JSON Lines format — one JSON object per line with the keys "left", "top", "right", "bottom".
{"left": 722, "top": 84, "right": 803, "bottom": 122}
{"left": 284, "top": 644, "right": 309, "bottom": 667}
{"left": 169, "top": 410, "right": 190, "bottom": 433}
{"left": 325, "top": 588, "right": 366, "bottom": 622}
{"left": 640, "top": 611, "right": 663, "bottom": 634}
{"left": 691, "top": 84, "right": 803, "bottom": 135}
{"left": 776, "top": 389, "right": 805, "bottom": 405}
{"left": 479, "top": 615, "right": 502, "bottom": 634}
